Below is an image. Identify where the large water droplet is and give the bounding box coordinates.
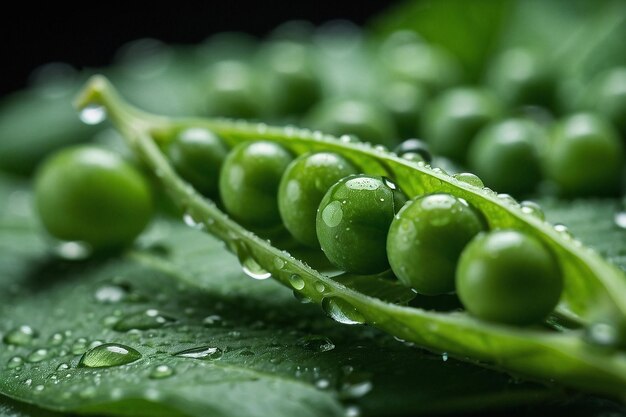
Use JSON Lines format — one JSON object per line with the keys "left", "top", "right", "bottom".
{"left": 53, "top": 241, "right": 92, "bottom": 260}
{"left": 79, "top": 104, "right": 107, "bottom": 125}
{"left": 94, "top": 284, "right": 127, "bottom": 303}
{"left": 174, "top": 346, "right": 223, "bottom": 360}
{"left": 113, "top": 309, "right": 176, "bottom": 331}
{"left": 242, "top": 257, "right": 272, "bottom": 280}
{"left": 297, "top": 335, "right": 335, "bottom": 352}
{"left": 321, "top": 297, "right": 365, "bottom": 325}
{"left": 26, "top": 348, "right": 49, "bottom": 363}
{"left": 150, "top": 364, "right": 175, "bottom": 379}
{"left": 520, "top": 201, "right": 545, "bottom": 220}
{"left": 453, "top": 172, "right": 484, "bottom": 188}
{"left": 3, "top": 325, "right": 38, "bottom": 346}
{"left": 288, "top": 274, "right": 305, "bottom": 290}
{"left": 78, "top": 343, "right": 142, "bottom": 368}
{"left": 7, "top": 356, "right": 24, "bottom": 369}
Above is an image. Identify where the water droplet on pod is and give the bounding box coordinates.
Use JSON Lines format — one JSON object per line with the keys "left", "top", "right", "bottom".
{"left": 321, "top": 297, "right": 365, "bottom": 325}
{"left": 79, "top": 104, "right": 107, "bottom": 125}
{"left": 453, "top": 172, "right": 484, "bottom": 188}
{"left": 520, "top": 201, "right": 545, "bottom": 220}
{"left": 288, "top": 274, "right": 305, "bottom": 290}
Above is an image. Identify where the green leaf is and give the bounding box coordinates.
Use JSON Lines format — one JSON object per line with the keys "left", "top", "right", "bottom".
{"left": 0, "top": 175, "right": 565, "bottom": 417}
{"left": 72, "top": 77, "right": 626, "bottom": 400}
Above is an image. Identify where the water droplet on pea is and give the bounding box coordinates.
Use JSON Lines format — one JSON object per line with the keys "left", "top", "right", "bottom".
{"left": 321, "top": 297, "right": 365, "bottom": 325}
{"left": 78, "top": 343, "right": 142, "bottom": 368}
{"left": 149, "top": 364, "right": 175, "bottom": 379}
{"left": 174, "top": 346, "right": 223, "bottom": 360}
{"left": 3, "top": 325, "right": 38, "bottom": 346}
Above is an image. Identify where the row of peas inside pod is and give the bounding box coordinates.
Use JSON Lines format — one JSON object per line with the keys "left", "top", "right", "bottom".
{"left": 195, "top": 27, "right": 626, "bottom": 199}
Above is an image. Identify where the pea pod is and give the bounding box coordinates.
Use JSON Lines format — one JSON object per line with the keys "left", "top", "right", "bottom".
{"left": 74, "top": 75, "right": 626, "bottom": 400}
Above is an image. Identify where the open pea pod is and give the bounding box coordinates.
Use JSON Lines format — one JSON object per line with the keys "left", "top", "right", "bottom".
{"left": 75, "top": 75, "right": 626, "bottom": 400}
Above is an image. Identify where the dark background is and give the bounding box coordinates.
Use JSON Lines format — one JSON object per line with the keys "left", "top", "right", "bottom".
{"left": 0, "top": 2, "right": 396, "bottom": 96}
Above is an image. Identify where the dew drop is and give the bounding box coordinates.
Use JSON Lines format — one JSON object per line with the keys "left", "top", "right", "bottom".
{"left": 293, "top": 290, "right": 313, "bottom": 304}
{"left": 183, "top": 213, "right": 203, "bottom": 229}
{"left": 614, "top": 211, "right": 626, "bottom": 229}
{"left": 345, "top": 406, "right": 361, "bottom": 417}
{"left": 321, "top": 297, "right": 365, "bottom": 325}
{"left": 554, "top": 223, "right": 573, "bottom": 239}
{"left": 340, "top": 372, "right": 373, "bottom": 399}
{"left": 71, "top": 338, "right": 89, "bottom": 355}
{"left": 314, "top": 282, "right": 326, "bottom": 293}
{"left": 49, "top": 332, "right": 65, "bottom": 346}
{"left": 242, "top": 257, "right": 272, "bottom": 280}
{"left": 274, "top": 257, "right": 286, "bottom": 270}
{"left": 94, "top": 284, "right": 127, "bottom": 303}
{"left": 79, "top": 104, "right": 107, "bottom": 125}
{"left": 453, "top": 172, "right": 484, "bottom": 188}
{"left": 7, "top": 356, "right": 24, "bottom": 369}
{"left": 78, "top": 343, "right": 142, "bottom": 368}
{"left": 442, "top": 352, "right": 449, "bottom": 362}
{"left": 401, "top": 152, "right": 425, "bottom": 163}
{"left": 149, "top": 364, "right": 175, "bottom": 379}
{"left": 202, "top": 315, "right": 223, "bottom": 327}
{"left": 53, "top": 241, "right": 92, "bottom": 260}
{"left": 3, "top": 325, "right": 38, "bottom": 346}
{"left": 297, "top": 335, "right": 335, "bottom": 352}
{"left": 520, "top": 201, "right": 545, "bottom": 220}
{"left": 56, "top": 363, "right": 70, "bottom": 371}
{"left": 316, "top": 378, "right": 330, "bottom": 389}
{"left": 113, "top": 309, "right": 176, "bottom": 332}
{"left": 27, "top": 348, "right": 49, "bottom": 363}
{"left": 496, "top": 193, "right": 517, "bottom": 206}
{"left": 174, "top": 346, "right": 223, "bottom": 361}
{"left": 288, "top": 274, "right": 306, "bottom": 290}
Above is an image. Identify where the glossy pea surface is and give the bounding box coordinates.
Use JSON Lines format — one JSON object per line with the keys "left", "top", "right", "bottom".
{"left": 167, "top": 128, "right": 228, "bottom": 197}
{"left": 387, "top": 194, "right": 485, "bottom": 295}
{"left": 305, "top": 99, "right": 397, "bottom": 148}
{"left": 35, "top": 146, "right": 153, "bottom": 250}
{"left": 422, "top": 87, "right": 502, "bottom": 163}
{"left": 456, "top": 230, "right": 563, "bottom": 325}
{"left": 468, "top": 118, "right": 544, "bottom": 196}
{"left": 278, "top": 152, "right": 358, "bottom": 248}
{"left": 486, "top": 48, "right": 555, "bottom": 107}
{"left": 316, "top": 175, "right": 407, "bottom": 274}
{"left": 545, "top": 113, "right": 624, "bottom": 196}
{"left": 219, "top": 141, "right": 293, "bottom": 228}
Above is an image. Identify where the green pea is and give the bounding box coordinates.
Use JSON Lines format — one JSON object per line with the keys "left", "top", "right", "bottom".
{"left": 278, "top": 152, "right": 358, "bottom": 248}
{"left": 258, "top": 40, "right": 322, "bottom": 116}
{"left": 468, "top": 118, "right": 544, "bottom": 195}
{"left": 34, "top": 145, "right": 153, "bottom": 250}
{"left": 167, "top": 128, "right": 229, "bottom": 197}
{"left": 380, "top": 38, "right": 461, "bottom": 93}
{"left": 456, "top": 229, "right": 563, "bottom": 325}
{"left": 579, "top": 67, "right": 626, "bottom": 134}
{"left": 387, "top": 193, "right": 485, "bottom": 295}
{"left": 394, "top": 138, "right": 432, "bottom": 163}
{"left": 219, "top": 141, "right": 293, "bottom": 228}
{"left": 485, "top": 48, "right": 555, "bottom": 107}
{"left": 204, "top": 60, "right": 259, "bottom": 118}
{"left": 422, "top": 87, "right": 502, "bottom": 163}
{"left": 380, "top": 81, "right": 427, "bottom": 138}
{"left": 545, "top": 113, "right": 624, "bottom": 196}
{"left": 316, "top": 175, "right": 407, "bottom": 274}
{"left": 305, "top": 98, "right": 398, "bottom": 148}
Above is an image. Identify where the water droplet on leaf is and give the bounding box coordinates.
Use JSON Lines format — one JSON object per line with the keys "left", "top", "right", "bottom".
{"left": 78, "top": 343, "right": 141, "bottom": 368}
{"left": 174, "top": 346, "right": 223, "bottom": 361}
{"left": 150, "top": 364, "right": 175, "bottom": 379}
{"left": 3, "top": 325, "right": 38, "bottom": 346}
